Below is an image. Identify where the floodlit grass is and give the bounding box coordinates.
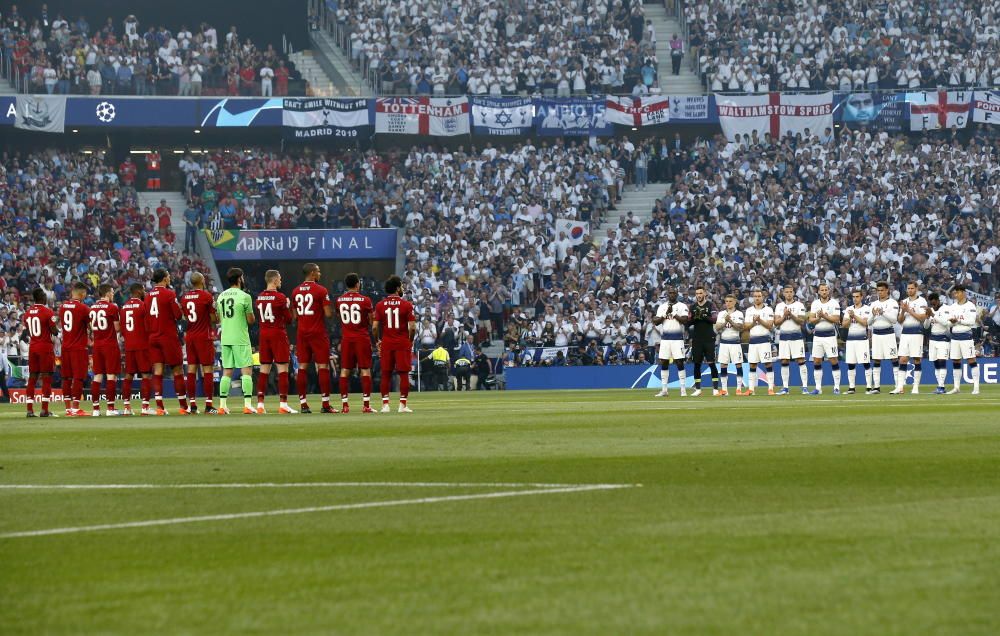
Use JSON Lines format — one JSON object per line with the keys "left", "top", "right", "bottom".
{"left": 2, "top": 388, "right": 1000, "bottom": 635}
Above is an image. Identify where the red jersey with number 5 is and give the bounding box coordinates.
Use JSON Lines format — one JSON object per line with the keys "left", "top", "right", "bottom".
{"left": 256, "top": 290, "right": 292, "bottom": 333}
{"left": 291, "top": 281, "right": 331, "bottom": 339}
{"left": 181, "top": 289, "right": 216, "bottom": 337}
{"left": 144, "top": 285, "right": 181, "bottom": 340}
{"left": 23, "top": 304, "right": 57, "bottom": 352}
{"left": 374, "top": 296, "right": 415, "bottom": 348}
{"left": 336, "top": 291, "right": 373, "bottom": 341}
{"left": 90, "top": 300, "right": 121, "bottom": 345}
{"left": 59, "top": 299, "right": 92, "bottom": 351}
{"left": 120, "top": 298, "right": 148, "bottom": 352}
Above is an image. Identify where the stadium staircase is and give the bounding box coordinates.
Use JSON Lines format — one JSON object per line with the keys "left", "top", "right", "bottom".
{"left": 598, "top": 183, "right": 671, "bottom": 237}
{"left": 288, "top": 50, "right": 338, "bottom": 97}
{"left": 646, "top": 4, "right": 704, "bottom": 95}
{"left": 138, "top": 190, "right": 222, "bottom": 291}
{"left": 308, "top": 29, "right": 369, "bottom": 97}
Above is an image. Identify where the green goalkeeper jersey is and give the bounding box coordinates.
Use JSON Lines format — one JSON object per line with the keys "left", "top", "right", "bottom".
{"left": 217, "top": 287, "right": 253, "bottom": 346}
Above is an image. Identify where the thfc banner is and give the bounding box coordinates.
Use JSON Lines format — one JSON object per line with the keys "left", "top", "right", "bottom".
{"left": 972, "top": 91, "right": 1000, "bottom": 125}
{"left": 375, "top": 97, "right": 470, "bottom": 136}
{"left": 604, "top": 96, "right": 670, "bottom": 127}
{"left": 282, "top": 98, "right": 371, "bottom": 140}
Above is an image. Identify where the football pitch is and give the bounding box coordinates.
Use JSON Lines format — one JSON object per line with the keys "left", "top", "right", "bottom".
{"left": 2, "top": 388, "right": 1000, "bottom": 635}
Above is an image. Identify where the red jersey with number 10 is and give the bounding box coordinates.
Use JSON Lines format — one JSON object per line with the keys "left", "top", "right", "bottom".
{"left": 144, "top": 285, "right": 182, "bottom": 340}
{"left": 256, "top": 290, "right": 292, "bottom": 332}
{"left": 23, "top": 304, "right": 57, "bottom": 351}
{"left": 336, "top": 291, "right": 373, "bottom": 341}
{"left": 374, "top": 296, "right": 415, "bottom": 348}
{"left": 291, "top": 281, "right": 331, "bottom": 339}
{"left": 120, "top": 298, "right": 148, "bottom": 352}
{"left": 59, "top": 299, "right": 92, "bottom": 351}
{"left": 90, "top": 300, "right": 121, "bottom": 345}
{"left": 181, "top": 289, "right": 216, "bottom": 337}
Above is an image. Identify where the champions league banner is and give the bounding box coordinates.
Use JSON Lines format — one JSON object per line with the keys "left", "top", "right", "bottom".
{"left": 836, "top": 92, "right": 906, "bottom": 131}
{"left": 534, "top": 98, "right": 613, "bottom": 136}
{"left": 282, "top": 98, "right": 372, "bottom": 140}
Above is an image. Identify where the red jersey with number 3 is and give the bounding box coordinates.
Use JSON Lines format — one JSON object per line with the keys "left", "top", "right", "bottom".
{"left": 120, "top": 298, "right": 148, "bottom": 352}
{"left": 291, "top": 281, "right": 331, "bottom": 339}
{"left": 336, "top": 291, "right": 373, "bottom": 341}
{"left": 90, "top": 300, "right": 121, "bottom": 345}
{"left": 374, "top": 296, "right": 415, "bottom": 349}
{"left": 256, "top": 290, "right": 292, "bottom": 333}
{"left": 144, "top": 285, "right": 181, "bottom": 340}
{"left": 23, "top": 304, "right": 57, "bottom": 352}
{"left": 59, "top": 300, "right": 92, "bottom": 351}
{"left": 181, "top": 289, "right": 216, "bottom": 337}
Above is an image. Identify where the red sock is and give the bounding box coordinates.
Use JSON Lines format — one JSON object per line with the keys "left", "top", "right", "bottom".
{"left": 153, "top": 374, "right": 164, "bottom": 409}
{"left": 63, "top": 378, "right": 74, "bottom": 410}
{"left": 91, "top": 380, "right": 101, "bottom": 410}
{"left": 361, "top": 375, "right": 372, "bottom": 407}
{"left": 141, "top": 377, "right": 151, "bottom": 406}
{"left": 204, "top": 377, "right": 214, "bottom": 406}
{"left": 380, "top": 371, "right": 392, "bottom": 401}
{"left": 339, "top": 376, "right": 349, "bottom": 403}
{"left": 26, "top": 374, "right": 37, "bottom": 413}
{"left": 187, "top": 373, "right": 197, "bottom": 406}
{"left": 319, "top": 368, "right": 331, "bottom": 405}
{"left": 257, "top": 372, "right": 268, "bottom": 402}
{"left": 297, "top": 369, "right": 308, "bottom": 403}
{"left": 174, "top": 373, "right": 188, "bottom": 409}
{"left": 278, "top": 371, "right": 289, "bottom": 402}
{"left": 105, "top": 378, "right": 116, "bottom": 409}
{"left": 41, "top": 375, "right": 52, "bottom": 412}
{"left": 399, "top": 374, "right": 409, "bottom": 404}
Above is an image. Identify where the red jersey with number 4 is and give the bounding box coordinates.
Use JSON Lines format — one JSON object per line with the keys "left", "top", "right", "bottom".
{"left": 90, "top": 300, "right": 121, "bottom": 345}
{"left": 291, "top": 281, "right": 331, "bottom": 339}
{"left": 144, "top": 285, "right": 181, "bottom": 340}
{"left": 256, "top": 290, "right": 292, "bottom": 333}
{"left": 23, "top": 304, "right": 57, "bottom": 352}
{"left": 59, "top": 299, "right": 92, "bottom": 351}
{"left": 336, "top": 291, "right": 373, "bottom": 341}
{"left": 181, "top": 289, "right": 216, "bottom": 337}
{"left": 120, "top": 298, "right": 148, "bottom": 352}
{"left": 374, "top": 296, "right": 415, "bottom": 348}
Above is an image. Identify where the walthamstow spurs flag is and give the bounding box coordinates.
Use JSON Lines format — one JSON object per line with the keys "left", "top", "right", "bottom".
{"left": 716, "top": 92, "right": 833, "bottom": 141}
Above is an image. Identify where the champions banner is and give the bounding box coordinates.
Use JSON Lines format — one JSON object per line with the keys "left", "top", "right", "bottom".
{"left": 716, "top": 92, "right": 833, "bottom": 141}
{"left": 470, "top": 96, "right": 534, "bottom": 136}
{"left": 375, "top": 97, "right": 470, "bottom": 136}
{"left": 605, "top": 96, "right": 670, "bottom": 127}
{"left": 534, "top": 98, "right": 612, "bottom": 136}
{"left": 282, "top": 98, "right": 371, "bottom": 140}
{"left": 972, "top": 91, "right": 1000, "bottom": 125}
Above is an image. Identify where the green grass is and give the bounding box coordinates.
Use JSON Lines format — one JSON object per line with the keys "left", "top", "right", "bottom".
{"left": 2, "top": 388, "right": 1000, "bottom": 635}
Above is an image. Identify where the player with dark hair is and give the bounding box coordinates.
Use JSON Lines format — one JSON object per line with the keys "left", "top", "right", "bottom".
{"left": 291, "top": 263, "right": 335, "bottom": 413}
{"left": 216, "top": 267, "right": 256, "bottom": 414}
{"left": 336, "top": 272, "right": 376, "bottom": 413}
{"left": 373, "top": 275, "right": 417, "bottom": 412}
{"left": 145, "top": 269, "right": 189, "bottom": 415}
{"left": 89, "top": 284, "right": 122, "bottom": 416}
{"left": 22, "top": 288, "right": 58, "bottom": 417}
{"left": 256, "top": 269, "right": 296, "bottom": 414}
{"left": 688, "top": 286, "right": 720, "bottom": 396}
{"left": 120, "top": 283, "right": 153, "bottom": 415}
{"left": 181, "top": 271, "right": 218, "bottom": 414}
{"left": 58, "top": 281, "right": 91, "bottom": 416}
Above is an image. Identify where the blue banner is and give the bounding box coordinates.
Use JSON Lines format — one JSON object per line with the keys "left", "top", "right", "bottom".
{"left": 835, "top": 92, "right": 905, "bottom": 131}
{"left": 470, "top": 96, "right": 535, "bottom": 136}
{"left": 1, "top": 96, "right": 15, "bottom": 125}
{"left": 210, "top": 229, "right": 397, "bottom": 261}
{"left": 534, "top": 98, "right": 613, "bottom": 136}
{"left": 200, "top": 98, "right": 284, "bottom": 127}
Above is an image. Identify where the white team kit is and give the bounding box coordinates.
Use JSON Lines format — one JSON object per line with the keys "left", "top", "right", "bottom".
{"left": 656, "top": 301, "right": 689, "bottom": 361}
{"left": 810, "top": 298, "right": 840, "bottom": 359}
{"left": 744, "top": 304, "right": 774, "bottom": 363}
{"left": 948, "top": 301, "right": 978, "bottom": 360}
{"left": 869, "top": 297, "right": 899, "bottom": 360}
{"left": 898, "top": 295, "right": 928, "bottom": 358}
{"left": 844, "top": 304, "right": 872, "bottom": 365}
{"left": 715, "top": 308, "right": 744, "bottom": 364}
{"left": 927, "top": 305, "right": 952, "bottom": 362}
{"left": 775, "top": 300, "right": 807, "bottom": 359}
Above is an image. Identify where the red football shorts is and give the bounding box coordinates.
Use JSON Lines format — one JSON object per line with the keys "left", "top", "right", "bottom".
{"left": 125, "top": 349, "right": 151, "bottom": 375}
{"left": 148, "top": 337, "right": 183, "bottom": 367}
{"left": 185, "top": 335, "right": 215, "bottom": 367}
{"left": 381, "top": 346, "right": 412, "bottom": 373}
{"left": 92, "top": 344, "right": 122, "bottom": 375}
{"left": 259, "top": 331, "right": 291, "bottom": 364}
{"left": 296, "top": 335, "right": 330, "bottom": 365}
{"left": 61, "top": 348, "right": 89, "bottom": 379}
{"left": 341, "top": 338, "right": 373, "bottom": 370}
{"left": 29, "top": 349, "right": 55, "bottom": 374}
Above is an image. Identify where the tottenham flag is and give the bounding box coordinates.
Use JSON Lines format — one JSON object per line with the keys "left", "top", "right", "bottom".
{"left": 282, "top": 98, "right": 371, "bottom": 140}
{"left": 909, "top": 91, "right": 971, "bottom": 130}
{"left": 716, "top": 92, "right": 833, "bottom": 141}
{"left": 471, "top": 97, "right": 534, "bottom": 136}
{"left": 972, "top": 91, "right": 1000, "bottom": 126}
{"left": 375, "top": 97, "right": 470, "bottom": 136}
{"left": 604, "top": 96, "right": 670, "bottom": 127}
{"left": 14, "top": 95, "right": 66, "bottom": 133}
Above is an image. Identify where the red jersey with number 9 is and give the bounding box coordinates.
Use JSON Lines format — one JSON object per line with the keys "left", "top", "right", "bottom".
{"left": 58, "top": 299, "right": 92, "bottom": 351}
{"left": 144, "top": 285, "right": 182, "bottom": 340}
{"left": 374, "top": 296, "right": 415, "bottom": 348}
{"left": 119, "top": 298, "right": 148, "bottom": 352}
{"left": 291, "top": 281, "right": 331, "bottom": 338}
{"left": 336, "top": 291, "right": 373, "bottom": 341}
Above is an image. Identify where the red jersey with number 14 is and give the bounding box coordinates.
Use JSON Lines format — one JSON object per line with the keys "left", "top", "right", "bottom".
{"left": 374, "top": 296, "right": 415, "bottom": 348}
{"left": 336, "top": 291, "right": 373, "bottom": 341}
{"left": 256, "top": 290, "right": 292, "bottom": 332}
{"left": 144, "top": 285, "right": 181, "bottom": 340}
{"left": 181, "top": 289, "right": 216, "bottom": 337}
{"left": 291, "top": 281, "right": 331, "bottom": 339}
{"left": 120, "top": 298, "right": 148, "bottom": 352}
{"left": 90, "top": 300, "right": 121, "bottom": 345}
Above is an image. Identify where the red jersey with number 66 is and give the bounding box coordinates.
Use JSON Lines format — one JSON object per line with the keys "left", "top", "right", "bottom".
{"left": 336, "top": 291, "right": 373, "bottom": 341}
{"left": 374, "top": 296, "right": 415, "bottom": 349}
{"left": 144, "top": 285, "right": 182, "bottom": 340}
{"left": 119, "top": 298, "right": 148, "bottom": 352}
{"left": 291, "top": 281, "right": 331, "bottom": 339}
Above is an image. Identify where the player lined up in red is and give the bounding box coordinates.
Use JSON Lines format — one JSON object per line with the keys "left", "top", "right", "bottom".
{"left": 255, "top": 269, "right": 296, "bottom": 414}
{"left": 291, "top": 263, "right": 336, "bottom": 414}
{"left": 89, "top": 284, "right": 122, "bottom": 416}
{"left": 145, "top": 269, "right": 189, "bottom": 415}
{"left": 22, "top": 289, "right": 58, "bottom": 417}
{"left": 58, "top": 282, "right": 91, "bottom": 416}
{"left": 120, "top": 283, "right": 154, "bottom": 415}
{"left": 181, "top": 272, "right": 218, "bottom": 414}
{"left": 373, "top": 275, "right": 417, "bottom": 413}
{"left": 336, "top": 273, "right": 376, "bottom": 414}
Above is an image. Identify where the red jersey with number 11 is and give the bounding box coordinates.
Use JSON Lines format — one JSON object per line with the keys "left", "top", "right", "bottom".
{"left": 336, "top": 291, "right": 373, "bottom": 341}
{"left": 374, "top": 296, "right": 415, "bottom": 348}
{"left": 291, "top": 281, "right": 331, "bottom": 339}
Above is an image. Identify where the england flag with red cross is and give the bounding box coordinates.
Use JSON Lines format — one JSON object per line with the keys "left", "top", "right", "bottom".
{"left": 909, "top": 91, "right": 971, "bottom": 131}
{"left": 604, "top": 96, "right": 671, "bottom": 127}
{"left": 715, "top": 92, "right": 833, "bottom": 142}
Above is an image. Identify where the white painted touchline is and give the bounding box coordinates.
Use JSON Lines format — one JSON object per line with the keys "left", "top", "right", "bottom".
{"left": 0, "top": 484, "right": 637, "bottom": 539}
{"left": 0, "top": 481, "right": 636, "bottom": 490}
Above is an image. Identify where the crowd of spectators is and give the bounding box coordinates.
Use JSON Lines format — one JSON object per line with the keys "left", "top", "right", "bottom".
{"left": 687, "top": 0, "right": 1000, "bottom": 93}
{"left": 324, "top": 0, "right": 661, "bottom": 96}
{"left": 0, "top": 5, "right": 302, "bottom": 96}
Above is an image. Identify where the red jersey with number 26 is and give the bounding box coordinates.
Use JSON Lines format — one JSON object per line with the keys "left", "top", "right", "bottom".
{"left": 89, "top": 300, "right": 121, "bottom": 345}
{"left": 291, "top": 281, "right": 331, "bottom": 339}
{"left": 120, "top": 298, "right": 148, "bottom": 352}
{"left": 181, "top": 289, "right": 216, "bottom": 337}
{"left": 374, "top": 296, "right": 415, "bottom": 348}
{"left": 144, "top": 285, "right": 182, "bottom": 340}
{"left": 336, "top": 291, "right": 373, "bottom": 341}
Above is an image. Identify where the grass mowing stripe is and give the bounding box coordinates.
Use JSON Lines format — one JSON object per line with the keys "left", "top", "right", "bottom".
{"left": 0, "top": 484, "right": 636, "bottom": 539}
{"left": 0, "top": 481, "right": 637, "bottom": 490}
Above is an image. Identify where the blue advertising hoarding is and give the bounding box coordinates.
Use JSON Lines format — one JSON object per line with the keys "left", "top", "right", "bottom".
{"left": 209, "top": 228, "right": 397, "bottom": 262}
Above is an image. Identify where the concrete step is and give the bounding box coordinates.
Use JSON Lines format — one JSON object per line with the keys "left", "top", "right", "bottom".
{"left": 598, "top": 183, "right": 673, "bottom": 235}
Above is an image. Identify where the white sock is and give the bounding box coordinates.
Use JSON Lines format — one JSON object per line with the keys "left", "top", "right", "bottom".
{"left": 749, "top": 370, "right": 758, "bottom": 391}
{"left": 833, "top": 366, "right": 840, "bottom": 391}
{"left": 660, "top": 369, "right": 669, "bottom": 391}
{"left": 913, "top": 368, "right": 921, "bottom": 388}
{"left": 864, "top": 365, "right": 873, "bottom": 388}
{"left": 892, "top": 365, "right": 900, "bottom": 389}
{"left": 677, "top": 370, "right": 687, "bottom": 389}
{"left": 873, "top": 362, "right": 881, "bottom": 388}
{"left": 781, "top": 365, "right": 790, "bottom": 388}
{"left": 814, "top": 365, "right": 823, "bottom": 391}
{"left": 973, "top": 366, "right": 980, "bottom": 391}
{"left": 721, "top": 373, "right": 728, "bottom": 391}
{"left": 798, "top": 364, "right": 808, "bottom": 388}
{"left": 848, "top": 366, "right": 856, "bottom": 389}
{"left": 764, "top": 371, "right": 772, "bottom": 388}
{"left": 954, "top": 362, "right": 962, "bottom": 389}
{"left": 935, "top": 367, "right": 946, "bottom": 387}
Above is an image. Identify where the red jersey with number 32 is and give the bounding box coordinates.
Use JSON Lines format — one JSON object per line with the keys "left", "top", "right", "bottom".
{"left": 291, "top": 281, "right": 331, "bottom": 339}
{"left": 256, "top": 290, "right": 292, "bottom": 333}
{"left": 374, "top": 296, "right": 415, "bottom": 348}
{"left": 90, "top": 300, "right": 120, "bottom": 345}
{"left": 336, "top": 291, "right": 373, "bottom": 341}
{"left": 120, "top": 298, "right": 148, "bottom": 352}
{"left": 23, "top": 304, "right": 57, "bottom": 351}
{"left": 144, "top": 285, "right": 181, "bottom": 339}
{"left": 59, "top": 300, "right": 92, "bottom": 351}
{"left": 181, "top": 289, "right": 216, "bottom": 338}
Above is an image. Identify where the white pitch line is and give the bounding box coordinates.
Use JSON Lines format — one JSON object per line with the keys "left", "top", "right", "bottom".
{"left": 0, "top": 481, "right": 632, "bottom": 490}
{"left": 0, "top": 484, "right": 635, "bottom": 539}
